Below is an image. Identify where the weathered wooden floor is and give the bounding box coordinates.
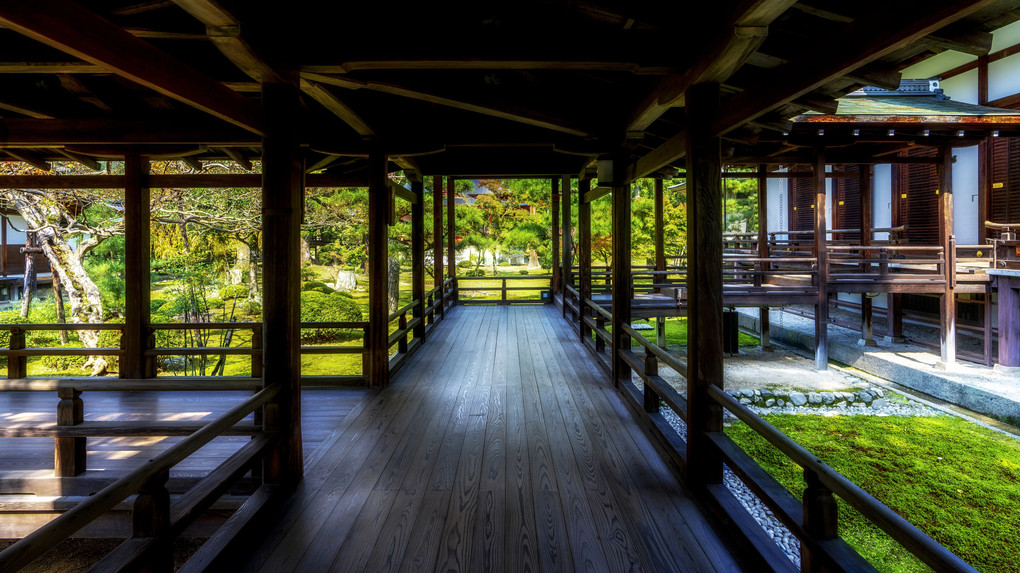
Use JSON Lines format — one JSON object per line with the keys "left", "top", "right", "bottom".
{"left": 244, "top": 305, "right": 740, "bottom": 572}
{"left": 0, "top": 387, "right": 368, "bottom": 483}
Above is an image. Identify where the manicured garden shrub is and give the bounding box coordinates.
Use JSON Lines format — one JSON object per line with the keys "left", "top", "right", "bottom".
{"left": 300, "top": 291, "right": 363, "bottom": 342}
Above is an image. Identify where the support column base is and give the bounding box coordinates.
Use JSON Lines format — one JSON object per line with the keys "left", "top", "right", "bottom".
{"left": 858, "top": 338, "right": 879, "bottom": 348}
{"left": 993, "top": 363, "right": 1020, "bottom": 374}
{"left": 760, "top": 344, "right": 774, "bottom": 352}
{"left": 933, "top": 360, "right": 957, "bottom": 372}
{"left": 884, "top": 335, "right": 906, "bottom": 344}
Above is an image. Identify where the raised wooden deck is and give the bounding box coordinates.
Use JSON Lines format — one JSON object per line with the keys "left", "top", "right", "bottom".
{"left": 243, "top": 304, "right": 739, "bottom": 572}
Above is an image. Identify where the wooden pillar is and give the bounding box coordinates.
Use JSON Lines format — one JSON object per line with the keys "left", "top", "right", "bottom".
{"left": 610, "top": 156, "right": 631, "bottom": 388}
{"left": 411, "top": 179, "right": 425, "bottom": 341}
{"left": 886, "top": 294, "right": 905, "bottom": 343}
{"left": 433, "top": 175, "right": 444, "bottom": 319}
{"left": 551, "top": 177, "right": 560, "bottom": 295}
{"left": 261, "top": 81, "right": 304, "bottom": 485}
{"left": 859, "top": 164, "right": 877, "bottom": 347}
{"left": 122, "top": 152, "right": 151, "bottom": 379}
{"left": 562, "top": 175, "right": 573, "bottom": 303}
{"left": 654, "top": 178, "right": 666, "bottom": 273}
{"left": 578, "top": 178, "right": 592, "bottom": 343}
{"left": 998, "top": 278, "right": 1020, "bottom": 368}
{"left": 685, "top": 83, "right": 723, "bottom": 486}
{"left": 937, "top": 147, "right": 956, "bottom": 368}
{"left": 133, "top": 470, "right": 172, "bottom": 572}
{"left": 814, "top": 150, "right": 828, "bottom": 370}
{"left": 446, "top": 177, "right": 457, "bottom": 305}
{"left": 55, "top": 387, "right": 85, "bottom": 476}
{"left": 756, "top": 164, "right": 772, "bottom": 350}
{"left": 368, "top": 148, "right": 390, "bottom": 386}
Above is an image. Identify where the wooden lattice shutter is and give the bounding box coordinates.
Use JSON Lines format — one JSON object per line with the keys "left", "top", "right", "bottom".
{"left": 833, "top": 166, "right": 861, "bottom": 242}
{"left": 896, "top": 148, "right": 939, "bottom": 245}
{"left": 990, "top": 137, "right": 1020, "bottom": 224}
{"left": 790, "top": 165, "right": 815, "bottom": 232}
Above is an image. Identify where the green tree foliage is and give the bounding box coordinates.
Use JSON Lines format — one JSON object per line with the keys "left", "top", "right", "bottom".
{"left": 300, "top": 290, "right": 363, "bottom": 342}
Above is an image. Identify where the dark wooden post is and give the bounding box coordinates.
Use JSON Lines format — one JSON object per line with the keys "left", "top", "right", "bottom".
{"left": 814, "top": 150, "right": 829, "bottom": 370}
{"left": 261, "top": 81, "right": 304, "bottom": 485}
{"left": 801, "top": 469, "right": 839, "bottom": 572}
{"left": 937, "top": 147, "right": 956, "bottom": 368}
{"left": 886, "top": 294, "right": 905, "bottom": 342}
{"left": 756, "top": 164, "right": 771, "bottom": 350}
{"left": 133, "top": 469, "right": 171, "bottom": 573}
{"left": 411, "top": 179, "right": 425, "bottom": 342}
{"left": 368, "top": 148, "right": 390, "bottom": 386}
{"left": 685, "top": 83, "right": 724, "bottom": 486}
{"left": 122, "top": 152, "right": 151, "bottom": 379}
{"left": 8, "top": 327, "right": 26, "bottom": 378}
{"left": 859, "top": 164, "right": 877, "bottom": 347}
{"left": 999, "top": 279, "right": 1020, "bottom": 367}
{"left": 654, "top": 178, "right": 667, "bottom": 342}
{"left": 55, "top": 386, "right": 85, "bottom": 476}
{"left": 562, "top": 175, "right": 572, "bottom": 311}
{"left": 611, "top": 156, "right": 632, "bottom": 389}
{"left": 579, "top": 178, "right": 592, "bottom": 343}
{"left": 446, "top": 177, "right": 457, "bottom": 305}
{"left": 433, "top": 175, "right": 444, "bottom": 319}
{"left": 551, "top": 177, "right": 560, "bottom": 296}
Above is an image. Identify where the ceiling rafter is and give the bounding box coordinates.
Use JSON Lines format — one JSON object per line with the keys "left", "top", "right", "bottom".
{"left": 0, "top": 0, "right": 264, "bottom": 135}
{"left": 713, "top": 0, "right": 999, "bottom": 137}
{"left": 299, "top": 78, "right": 376, "bottom": 138}
{"left": 625, "top": 0, "right": 799, "bottom": 133}
{"left": 301, "top": 72, "right": 593, "bottom": 138}
{"left": 171, "top": 0, "right": 289, "bottom": 83}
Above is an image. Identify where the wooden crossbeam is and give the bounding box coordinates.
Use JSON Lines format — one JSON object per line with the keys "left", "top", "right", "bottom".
{"left": 303, "top": 72, "right": 591, "bottom": 137}
{"left": 630, "top": 130, "right": 687, "bottom": 181}
{"left": 217, "top": 147, "right": 253, "bottom": 171}
{"left": 5, "top": 150, "right": 51, "bottom": 172}
{"left": 0, "top": 119, "right": 257, "bottom": 145}
{"left": 299, "top": 78, "right": 375, "bottom": 137}
{"left": 172, "top": 0, "right": 288, "bottom": 83}
{"left": 712, "top": 0, "right": 998, "bottom": 137}
{"left": 0, "top": 62, "right": 105, "bottom": 74}
{"left": 57, "top": 149, "right": 102, "bottom": 171}
{"left": 0, "top": 173, "right": 369, "bottom": 189}
{"left": 0, "top": 0, "right": 263, "bottom": 135}
{"left": 625, "top": 0, "right": 796, "bottom": 132}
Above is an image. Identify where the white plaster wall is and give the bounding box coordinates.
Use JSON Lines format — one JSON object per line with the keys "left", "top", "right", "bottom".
{"left": 991, "top": 20, "right": 1020, "bottom": 52}
{"left": 942, "top": 69, "right": 980, "bottom": 104}
{"left": 901, "top": 51, "right": 975, "bottom": 79}
{"left": 767, "top": 170, "right": 787, "bottom": 234}
{"left": 989, "top": 53, "right": 1020, "bottom": 102}
{"left": 951, "top": 146, "right": 980, "bottom": 245}
{"left": 872, "top": 164, "right": 893, "bottom": 241}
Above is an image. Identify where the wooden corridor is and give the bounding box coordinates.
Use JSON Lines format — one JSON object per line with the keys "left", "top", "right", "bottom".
{"left": 242, "top": 305, "right": 740, "bottom": 572}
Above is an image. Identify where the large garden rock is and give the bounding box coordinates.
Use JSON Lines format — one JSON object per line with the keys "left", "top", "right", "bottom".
{"left": 789, "top": 392, "right": 807, "bottom": 406}
{"left": 334, "top": 270, "right": 358, "bottom": 292}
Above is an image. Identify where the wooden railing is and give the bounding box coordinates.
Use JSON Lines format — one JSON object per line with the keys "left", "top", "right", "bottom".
{"left": 826, "top": 245, "right": 946, "bottom": 285}
{"left": 0, "top": 383, "right": 282, "bottom": 572}
{"left": 566, "top": 288, "right": 978, "bottom": 572}
{"left": 454, "top": 274, "right": 551, "bottom": 304}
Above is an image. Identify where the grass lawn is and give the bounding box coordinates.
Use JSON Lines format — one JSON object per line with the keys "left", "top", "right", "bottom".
{"left": 726, "top": 415, "right": 1020, "bottom": 572}
{"left": 611, "top": 317, "right": 759, "bottom": 348}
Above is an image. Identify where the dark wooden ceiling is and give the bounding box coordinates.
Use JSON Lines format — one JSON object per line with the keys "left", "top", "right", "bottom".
{"left": 1, "top": 0, "right": 1019, "bottom": 178}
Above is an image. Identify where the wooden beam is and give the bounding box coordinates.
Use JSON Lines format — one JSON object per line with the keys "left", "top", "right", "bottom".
{"left": 122, "top": 153, "right": 151, "bottom": 380}
{"left": 0, "top": 0, "right": 264, "bottom": 134}
{"left": 172, "top": 0, "right": 287, "bottom": 83}
{"left": 56, "top": 149, "right": 102, "bottom": 171}
{"left": 302, "top": 60, "right": 673, "bottom": 74}
{"left": 927, "top": 23, "right": 993, "bottom": 56}
{"left": 217, "top": 147, "right": 252, "bottom": 171}
{"left": 937, "top": 147, "right": 956, "bottom": 367}
{"left": 181, "top": 157, "right": 203, "bottom": 171}
{"left": 0, "top": 119, "right": 258, "bottom": 146}
{"left": 303, "top": 72, "right": 590, "bottom": 137}
{"left": 625, "top": 1, "right": 796, "bottom": 132}
{"left": 299, "top": 78, "right": 375, "bottom": 137}
{"left": 630, "top": 130, "right": 686, "bottom": 180}
{"left": 0, "top": 173, "right": 369, "bottom": 189}
{"left": 0, "top": 62, "right": 105, "bottom": 73}
{"left": 713, "top": 0, "right": 998, "bottom": 137}
{"left": 260, "top": 82, "right": 303, "bottom": 485}
{"left": 5, "top": 151, "right": 51, "bottom": 172}
{"left": 685, "top": 83, "right": 724, "bottom": 486}
{"left": 367, "top": 147, "right": 389, "bottom": 387}
{"left": 583, "top": 185, "right": 613, "bottom": 203}
{"left": 388, "top": 180, "right": 418, "bottom": 204}
{"left": 814, "top": 149, "right": 828, "bottom": 371}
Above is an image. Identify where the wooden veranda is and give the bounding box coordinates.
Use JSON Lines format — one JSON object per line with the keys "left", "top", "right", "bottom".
{"left": 1, "top": 1, "right": 1019, "bottom": 572}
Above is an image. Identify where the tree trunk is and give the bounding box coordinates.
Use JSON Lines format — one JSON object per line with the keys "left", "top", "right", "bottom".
{"left": 20, "top": 232, "right": 37, "bottom": 318}
{"left": 5, "top": 192, "right": 108, "bottom": 375}
{"left": 388, "top": 257, "right": 400, "bottom": 314}
{"left": 53, "top": 268, "right": 69, "bottom": 344}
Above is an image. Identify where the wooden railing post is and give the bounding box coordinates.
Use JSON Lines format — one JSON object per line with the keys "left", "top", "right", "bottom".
{"left": 133, "top": 469, "right": 172, "bottom": 573}
{"left": 801, "top": 469, "right": 839, "bottom": 572}
{"left": 501, "top": 279, "right": 507, "bottom": 305}
{"left": 411, "top": 179, "right": 425, "bottom": 343}
{"left": 398, "top": 312, "right": 408, "bottom": 354}
{"left": 595, "top": 314, "right": 606, "bottom": 353}
{"left": 446, "top": 177, "right": 458, "bottom": 306}
{"left": 123, "top": 152, "right": 151, "bottom": 381}
{"left": 433, "top": 175, "right": 445, "bottom": 320}
{"left": 579, "top": 178, "right": 592, "bottom": 343}
{"left": 643, "top": 351, "right": 660, "bottom": 413}
{"left": 55, "top": 386, "right": 85, "bottom": 477}
{"left": 8, "top": 327, "right": 26, "bottom": 378}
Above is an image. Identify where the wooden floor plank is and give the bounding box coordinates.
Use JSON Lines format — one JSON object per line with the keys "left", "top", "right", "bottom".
{"left": 242, "top": 305, "right": 738, "bottom": 572}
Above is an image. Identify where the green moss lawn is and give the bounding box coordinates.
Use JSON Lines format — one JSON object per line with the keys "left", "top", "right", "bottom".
{"left": 726, "top": 415, "right": 1020, "bottom": 572}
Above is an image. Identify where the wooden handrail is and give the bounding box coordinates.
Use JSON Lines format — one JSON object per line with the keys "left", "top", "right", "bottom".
{"left": 0, "top": 377, "right": 262, "bottom": 392}
{"left": 619, "top": 322, "right": 688, "bottom": 378}
{"left": 707, "top": 385, "right": 977, "bottom": 573}
{"left": 0, "top": 383, "right": 280, "bottom": 572}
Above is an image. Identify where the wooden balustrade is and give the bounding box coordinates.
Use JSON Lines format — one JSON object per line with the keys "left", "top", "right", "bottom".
{"left": 0, "top": 384, "right": 281, "bottom": 572}
{"left": 454, "top": 274, "right": 552, "bottom": 305}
